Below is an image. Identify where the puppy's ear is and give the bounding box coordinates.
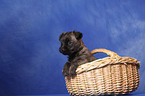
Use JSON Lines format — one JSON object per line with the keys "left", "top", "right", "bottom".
{"left": 73, "top": 31, "right": 83, "bottom": 40}
{"left": 59, "top": 32, "right": 65, "bottom": 41}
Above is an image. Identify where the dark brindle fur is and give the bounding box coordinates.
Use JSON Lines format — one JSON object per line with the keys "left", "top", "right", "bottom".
{"left": 59, "top": 31, "right": 96, "bottom": 77}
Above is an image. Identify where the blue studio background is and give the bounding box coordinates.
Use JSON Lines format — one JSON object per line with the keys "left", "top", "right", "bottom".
{"left": 0, "top": 0, "right": 145, "bottom": 95}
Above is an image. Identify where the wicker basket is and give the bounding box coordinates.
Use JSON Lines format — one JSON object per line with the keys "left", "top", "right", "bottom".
{"left": 65, "top": 49, "right": 140, "bottom": 96}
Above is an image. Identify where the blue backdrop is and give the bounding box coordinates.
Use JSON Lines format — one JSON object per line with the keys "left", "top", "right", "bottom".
{"left": 0, "top": 0, "right": 145, "bottom": 95}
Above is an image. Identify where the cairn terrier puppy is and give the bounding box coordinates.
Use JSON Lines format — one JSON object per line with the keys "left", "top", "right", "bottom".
{"left": 59, "top": 31, "right": 96, "bottom": 76}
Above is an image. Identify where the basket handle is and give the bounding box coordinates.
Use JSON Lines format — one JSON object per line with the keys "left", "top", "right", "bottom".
{"left": 91, "top": 49, "right": 119, "bottom": 57}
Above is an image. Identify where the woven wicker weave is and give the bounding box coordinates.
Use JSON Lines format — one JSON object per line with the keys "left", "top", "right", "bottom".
{"left": 65, "top": 49, "right": 140, "bottom": 96}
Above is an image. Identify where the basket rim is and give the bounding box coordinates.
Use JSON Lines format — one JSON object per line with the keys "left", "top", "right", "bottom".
{"left": 76, "top": 55, "right": 140, "bottom": 74}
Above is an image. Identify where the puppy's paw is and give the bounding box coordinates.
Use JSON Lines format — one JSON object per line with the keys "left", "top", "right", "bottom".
{"left": 62, "top": 70, "right": 69, "bottom": 76}
{"left": 62, "top": 62, "right": 71, "bottom": 76}
{"left": 69, "top": 65, "right": 77, "bottom": 76}
{"left": 69, "top": 70, "right": 76, "bottom": 76}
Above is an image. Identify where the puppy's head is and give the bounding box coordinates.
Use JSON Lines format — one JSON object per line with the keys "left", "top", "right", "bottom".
{"left": 59, "top": 31, "right": 83, "bottom": 55}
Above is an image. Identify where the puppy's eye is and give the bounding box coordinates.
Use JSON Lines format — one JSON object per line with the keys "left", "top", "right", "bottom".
{"left": 68, "top": 41, "right": 72, "bottom": 45}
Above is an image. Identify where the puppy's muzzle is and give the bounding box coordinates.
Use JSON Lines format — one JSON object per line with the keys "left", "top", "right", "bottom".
{"left": 59, "top": 47, "right": 69, "bottom": 55}
{"left": 59, "top": 47, "right": 63, "bottom": 53}
{"left": 59, "top": 47, "right": 66, "bottom": 54}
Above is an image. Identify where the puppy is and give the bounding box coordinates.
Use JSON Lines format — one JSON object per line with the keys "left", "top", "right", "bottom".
{"left": 59, "top": 31, "right": 96, "bottom": 77}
